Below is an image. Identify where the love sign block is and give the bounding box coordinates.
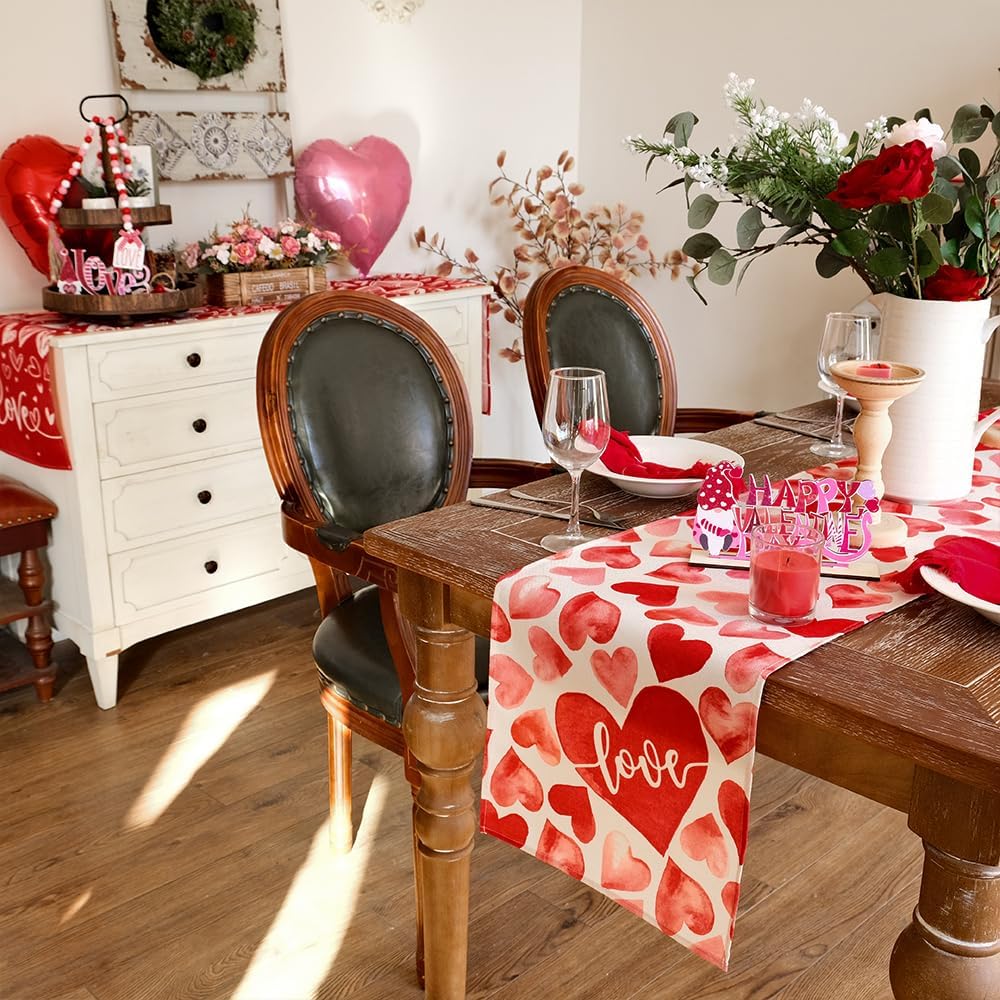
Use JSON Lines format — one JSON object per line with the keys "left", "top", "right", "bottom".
{"left": 690, "top": 463, "right": 880, "bottom": 578}
{"left": 56, "top": 247, "right": 150, "bottom": 296}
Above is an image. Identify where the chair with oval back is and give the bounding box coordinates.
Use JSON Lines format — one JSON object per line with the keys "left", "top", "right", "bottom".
{"left": 256, "top": 290, "right": 549, "bottom": 986}
{"left": 523, "top": 265, "right": 757, "bottom": 434}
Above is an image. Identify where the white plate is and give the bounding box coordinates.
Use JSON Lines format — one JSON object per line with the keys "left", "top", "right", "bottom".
{"left": 920, "top": 566, "right": 1000, "bottom": 626}
{"left": 590, "top": 436, "right": 744, "bottom": 498}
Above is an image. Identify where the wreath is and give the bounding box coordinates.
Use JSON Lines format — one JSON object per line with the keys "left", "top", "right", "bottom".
{"left": 147, "top": 0, "right": 259, "bottom": 81}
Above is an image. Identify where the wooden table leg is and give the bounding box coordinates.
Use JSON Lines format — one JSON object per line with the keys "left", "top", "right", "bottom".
{"left": 398, "top": 570, "right": 485, "bottom": 1000}
{"left": 890, "top": 767, "right": 1000, "bottom": 999}
{"left": 18, "top": 547, "right": 53, "bottom": 703}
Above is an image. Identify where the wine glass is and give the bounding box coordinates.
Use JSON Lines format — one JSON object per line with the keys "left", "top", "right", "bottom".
{"left": 540, "top": 367, "right": 611, "bottom": 552}
{"left": 811, "top": 312, "right": 872, "bottom": 458}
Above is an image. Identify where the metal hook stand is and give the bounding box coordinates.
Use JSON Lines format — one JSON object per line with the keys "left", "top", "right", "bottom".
{"left": 78, "top": 93, "right": 131, "bottom": 124}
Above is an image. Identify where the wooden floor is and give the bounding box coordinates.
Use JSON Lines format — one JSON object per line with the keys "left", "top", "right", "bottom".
{"left": 0, "top": 590, "right": 923, "bottom": 1000}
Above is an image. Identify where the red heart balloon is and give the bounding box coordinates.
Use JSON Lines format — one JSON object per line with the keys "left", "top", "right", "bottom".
{"left": 0, "top": 134, "right": 115, "bottom": 276}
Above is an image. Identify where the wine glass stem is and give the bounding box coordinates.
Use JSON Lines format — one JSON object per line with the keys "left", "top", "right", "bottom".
{"left": 831, "top": 392, "right": 846, "bottom": 447}
{"left": 567, "top": 470, "right": 583, "bottom": 537}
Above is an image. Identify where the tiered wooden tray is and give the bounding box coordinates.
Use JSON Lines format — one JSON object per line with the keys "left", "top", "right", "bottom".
{"left": 45, "top": 204, "right": 205, "bottom": 324}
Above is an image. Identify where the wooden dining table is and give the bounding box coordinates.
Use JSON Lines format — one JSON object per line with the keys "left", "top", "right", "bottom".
{"left": 363, "top": 385, "right": 1000, "bottom": 1000}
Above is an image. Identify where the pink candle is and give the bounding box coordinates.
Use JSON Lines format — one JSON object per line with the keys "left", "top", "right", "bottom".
{"left": 855, "top": 362, "right": 893, "bottom": 379}
{"left": 748, "top": 525, "right": 823, "bottom": 625}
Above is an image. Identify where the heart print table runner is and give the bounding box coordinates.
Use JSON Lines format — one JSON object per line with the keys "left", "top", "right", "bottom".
{"left": 481, "top": 451, "right": 1000, "bottom": 970}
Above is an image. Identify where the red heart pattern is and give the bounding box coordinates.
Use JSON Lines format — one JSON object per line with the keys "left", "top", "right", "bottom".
{"left": 482, "top": 457, "right": 998, "bottom": 973}
{"left": 590, "top": 647, "right": 638, "bottom": 708}
{"left": 556, "top": 687, "right": 708, "bottom": 855}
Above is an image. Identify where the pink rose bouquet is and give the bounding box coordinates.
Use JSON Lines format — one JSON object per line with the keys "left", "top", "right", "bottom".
{"left": 186, "top": 213, "right": 344, "bottom": 274}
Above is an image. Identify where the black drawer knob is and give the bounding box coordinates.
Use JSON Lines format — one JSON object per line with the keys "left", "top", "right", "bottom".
{"left": 204, "top": 560, "right": 219, "bottom": 575}
{"left": 197, "top": 490, "right": 212, "bottom": 505}
{"left": 186, "top": 352, "right": 202, "bottom": 368}
{"left": 192, "top": 418, "right": 207, "bottom": 433}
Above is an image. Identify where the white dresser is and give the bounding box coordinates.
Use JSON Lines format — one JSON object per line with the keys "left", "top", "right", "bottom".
{"left": 0, "top": 284, "right": 490, "bottom": 708}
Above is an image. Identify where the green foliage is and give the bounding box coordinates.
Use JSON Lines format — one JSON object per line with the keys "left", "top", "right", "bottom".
{"left": 664, "top": 112, "right": 698, "bottom": 146}
{"left": 867, "top": 247, "right": 909, "bottom": 277}
{"left": 815, "top": 244, "right": 850, "bottom": 278}
{"left": 919, "top": 192, "right": 954, "bottom": 225}
{"left": 736, "top": 207, "right": 764, "bottom": 249}
{"left": 830, "top": 228, "right": 869, "bottom": 258}
{"left": 708, "top": 247, "right": 736, "bottom": 284}
{"left": 951, "top": 104, "right": 990, "bottom": 144}
{"left": 682, "top": 232, "right": 722, "bottom": 260}
{"left": 959, "top": 147, "right": 981, "bottom": 179}
{"left": 148, "top": 0, "right": 258, "bottom": 81}
{"left": 687, "top": 194, "right": 718, "bottom": 228}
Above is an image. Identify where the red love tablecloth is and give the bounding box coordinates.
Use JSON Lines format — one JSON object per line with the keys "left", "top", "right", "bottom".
{"left": 481, "top": 451, "right": 1000, "bottom": 971}
{"left": 0, "top": 274, "right": 490, "bottom": 470}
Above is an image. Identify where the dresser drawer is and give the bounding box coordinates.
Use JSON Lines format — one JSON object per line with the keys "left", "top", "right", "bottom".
{"left": 416, "top": 301, "right": 470, "bottom": 348}
{"left": 109, "top": 515, "right": 293, "bottom": 623}
{"left": 102, "top": 449, "right": 276, "bottom": 552}
{"left": 87, "top": 324, "right": 268, "bottom": 401}
{"left": 94, "top": 379, "right": 260, "bottom": 477}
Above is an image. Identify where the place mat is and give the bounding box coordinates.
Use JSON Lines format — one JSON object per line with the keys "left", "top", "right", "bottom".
{"left": 0, "top": 274, "right": 489, "bottom": 470}
{"left": 481, "top": 450, "right": 1000, "bottom": 971}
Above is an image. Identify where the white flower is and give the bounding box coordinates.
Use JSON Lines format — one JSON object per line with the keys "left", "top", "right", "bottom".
{"left": 216, "top": 245, "right": 231, "bottom": 266}
{"left": 268, "top": 243, "right": 285, "bottom": 261}
{"left": 885, "top": 117, "right": 947, "bottom": 159}
{"left": 723, "top": 73, "right": 755, "bottom": 107}
{"left": 257, "top": 235, "right": 277, "bottom": 256}
{"left": 279, "top": 219, "right": 298, "bottom": 235}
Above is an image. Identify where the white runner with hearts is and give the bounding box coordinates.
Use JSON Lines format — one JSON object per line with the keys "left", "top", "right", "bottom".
{"left": 480, "top": 451, "right": 1000, "bottom": 970}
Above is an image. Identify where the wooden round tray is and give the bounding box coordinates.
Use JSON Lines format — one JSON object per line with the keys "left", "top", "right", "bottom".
{"left": 42, "top": 279, "right": 203, "bottom": 324}
{"left": 57, "top": 205, "right": 173, "bottom": 228}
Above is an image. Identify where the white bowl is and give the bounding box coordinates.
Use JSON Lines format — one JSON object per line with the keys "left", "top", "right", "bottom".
{"left": 590, "top": 436, "right": 744, "bottom": 498}
{"left": 920, "top": 566, "right": 1000, "bottom": 626}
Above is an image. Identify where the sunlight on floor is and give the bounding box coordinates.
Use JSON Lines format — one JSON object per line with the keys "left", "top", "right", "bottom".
{"left": 59, "top": 887, "right": 92, "bottom": 926}
{"left": 123, "top": 670, "right": 277, "bottom": 830}
{"left": 231, "top": 771, "right": 390, "bottom": 1000}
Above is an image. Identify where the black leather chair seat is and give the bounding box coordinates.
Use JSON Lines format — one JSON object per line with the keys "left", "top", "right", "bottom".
{"left": 313, "top": 585, "right": 491, "bottom": 726}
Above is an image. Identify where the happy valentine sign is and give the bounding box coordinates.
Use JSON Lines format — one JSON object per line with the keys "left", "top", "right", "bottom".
{"left": 690, "top": 462, "right": 879, "bottom": 575}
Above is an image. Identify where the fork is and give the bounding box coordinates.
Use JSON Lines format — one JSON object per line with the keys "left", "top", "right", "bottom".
{"left": 508, "top": 489, "right": 625, "bottom": 528}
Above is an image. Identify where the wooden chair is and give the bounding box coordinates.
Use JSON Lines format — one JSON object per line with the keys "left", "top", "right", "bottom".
{"left": 0, "top": 477, "right": 57, "bottom": 702}
{"left": 256, "top": 291, "right": 549, "bottom": 983}
{"left": 523, "top": 265, "right": 757, "bottom": 434}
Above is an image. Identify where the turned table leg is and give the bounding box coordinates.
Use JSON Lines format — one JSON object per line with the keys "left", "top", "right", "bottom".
{"left": 18, "top": 547, "right": 53, "bottom": 702}
{"left": 399, "top": 570, "right": 485, "bottom": 1000}
{"left": 890, "top": 767, "right": 1000, "bottom": 999}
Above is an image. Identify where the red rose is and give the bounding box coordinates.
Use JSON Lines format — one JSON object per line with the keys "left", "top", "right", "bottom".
{"left": 828, "top": 141, "right": 935, "bottom": 210}
{"left": 923, "top": 264, "right": 986, "bottom": 302}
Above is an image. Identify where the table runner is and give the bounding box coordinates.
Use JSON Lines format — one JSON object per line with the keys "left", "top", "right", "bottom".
{"left": 0, "top": 273, "right": 489, "bottom": 470}
{"left": 481, "top": 450, "right": 1000, "bottom": 971}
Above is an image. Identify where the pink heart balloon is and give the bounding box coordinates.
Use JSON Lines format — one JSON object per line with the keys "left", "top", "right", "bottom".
{"left": 294, "top": 137, "right": 412, "bottom": 276}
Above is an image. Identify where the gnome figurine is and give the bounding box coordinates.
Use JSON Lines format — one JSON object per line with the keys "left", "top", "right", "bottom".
{"left": 693, "top": 462, "right": 743, "bottom": 556}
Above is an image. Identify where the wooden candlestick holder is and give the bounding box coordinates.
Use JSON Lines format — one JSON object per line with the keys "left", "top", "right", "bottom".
{"left": 829, "top": 360, "right": 925, "bottom": 546}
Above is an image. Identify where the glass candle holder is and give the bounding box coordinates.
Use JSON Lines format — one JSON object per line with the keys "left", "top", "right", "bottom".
{"left": 748, "top": 523, "right": 824, "bottom": 626}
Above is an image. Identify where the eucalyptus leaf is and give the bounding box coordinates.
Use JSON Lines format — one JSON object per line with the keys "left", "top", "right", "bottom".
{"left": 994, "top": 115, "right": 1000, "bottom": 140}
{"left": 936, "top": 156, "right": 962, "bottom": 181}
{"left": 736, "top": 207, "right": 764, "bottom": 250}
{"left": 916, "top": 231, "right": 943, "bottom": 277}
{"left": 885, "top": 116, "right": 906, "bottom": 130}
{"left": 815, "top": 244, "right": 850, "bottom": 278}
{"left": 951, "top": 104, "right": 990, "bottom": 144}
{"left": 941, "top": 238, "right": 962, "bottom": 267}
{"left": 831, "top": 228, "right": 869, "bottom": 258}
{"left": 964, "top": 197, "right": 986, "bottom": 238}
{"left": 959, "top": 147, "right": 981, "bottom": 179}
{"left": 989, "top": 174, "right": 1000, "bottom": 196}
{"left": 913, "top": 108, "right": 932, "bottom": 122}
{"left": 665, "top": 111, "right": 698, "bottom": 146}
{"left": 707, "top": 247, "right": 736, "bottom": 285}
{"left": 775, "top": 223, "right": 808, "bottom": 246}
{"left": 688, "top": 193, "right": 719, "bottom": 229}
{"left": 816, "top": 199, "right": 859, "bottom": 230}
{"left": 686, "top": 273, "right": 708, "bottom": 305}
{"left": 682, "top": 232, "right": 722, "bottom": 260}
{"left": 990, "top": 211, "right": 1000, "bottom": 238}
{"left": 867, "top": 247, "right": 909, "bottom": 278}
{"left": 920, "top": 192, "right": 955, "bottom": 225}
{"left": 931, "top": 176, "right": 959, "bottom": 205}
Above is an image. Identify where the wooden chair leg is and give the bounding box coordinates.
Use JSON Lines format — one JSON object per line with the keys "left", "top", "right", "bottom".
{"left": 18, "top": 547, "right": 53, "bottom": 703}
{"left": 327, "top": 715, "right": 354, "bottom": 853}
{"left": 412, "top": 786, "right": 426, "bottom": 989}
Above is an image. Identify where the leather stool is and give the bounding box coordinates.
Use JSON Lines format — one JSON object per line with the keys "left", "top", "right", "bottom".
{"left": 0, "top": 477, "right": 57, "bottom": 702}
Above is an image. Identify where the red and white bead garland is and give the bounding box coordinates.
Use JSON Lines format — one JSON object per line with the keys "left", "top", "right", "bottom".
{"left": 47, "top": 116, "right": 134, "bottom": 231}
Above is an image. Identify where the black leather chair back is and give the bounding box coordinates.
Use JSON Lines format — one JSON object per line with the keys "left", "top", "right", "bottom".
{"left": 286, "top": 310, "right": 459, "bottom": 534}
{"left": 544, "top": 286, "right": 663, "bottom": 434}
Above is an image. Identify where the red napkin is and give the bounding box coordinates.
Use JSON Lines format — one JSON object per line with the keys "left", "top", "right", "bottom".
{"left": 886, "top": 537, "right": 1000, "bottom": 605}
{"left": 601, "top": 427, "right": 713, "bottom": 480}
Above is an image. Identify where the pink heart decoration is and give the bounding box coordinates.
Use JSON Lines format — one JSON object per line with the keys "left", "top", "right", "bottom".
{"left": 508, "top": 575, "right": 560, "bottom": 619}
{"left": 558, "top": 592, "right": 621, "bottom": 650}
{"left": 826, "top": 583, "right": 892, "bottom": 609}
{"left": 601, "top": 831, "right": 652, "bottom": 891}
{"left": 294, "top": 136, "right": 412, "bottom": 275}
{"left": 699, "top": 687, "right": 757, "bottom": 764}
{"left": 536, "top": 819, "right": 585, "bottom": 880}
{"left": 549, "top": 784, "right": 596, "bottom": 843}
{"left": 647, "top": 623, "right": 712, "bottom": 682}
{"left": 590, "top": 647, "right": 638, "bottom": 708}
{"left": 489, "top": 654, "right": 533, "bottom": 709}
{"left": 680, "top": 814, "right": 729, "bottom": 878}
{"left": 512, "top": 708, "right": 562, "bottom": 765}
{"left": 527, "top": 626, "right": 572, "bottom": 681}
{"left": 480, "top": 800, "right": 528, "bottom": 849}
{"left": 490, "top": 748, "right": 543, "bottom": 811}
{"left": 655, "top": 858, "right": 715, "bottom": 937}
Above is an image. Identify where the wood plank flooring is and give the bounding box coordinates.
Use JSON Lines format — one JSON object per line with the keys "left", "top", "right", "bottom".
{"left": 0, "top": 590, "right": 921, "bottom": 1000}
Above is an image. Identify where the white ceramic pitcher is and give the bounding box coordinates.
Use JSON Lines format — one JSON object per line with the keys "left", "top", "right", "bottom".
{"left": 868, "top": 293, "right": 1000, "bottom": 503}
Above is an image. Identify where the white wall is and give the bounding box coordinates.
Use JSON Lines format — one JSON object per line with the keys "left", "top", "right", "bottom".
{"left": 579, "top": 0, "right": 1000, "bottom": 412}
{"left": 0, "top": 0, "right": 582, "bottom": 458}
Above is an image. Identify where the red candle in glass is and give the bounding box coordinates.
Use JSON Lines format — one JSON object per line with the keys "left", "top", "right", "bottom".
{"left": 748, "top": 525, "right": 823, "bottom": 625}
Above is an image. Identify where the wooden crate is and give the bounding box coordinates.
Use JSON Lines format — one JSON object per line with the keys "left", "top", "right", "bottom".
{"left": 205, "top": 266, "right": 327, "bottom": 307}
